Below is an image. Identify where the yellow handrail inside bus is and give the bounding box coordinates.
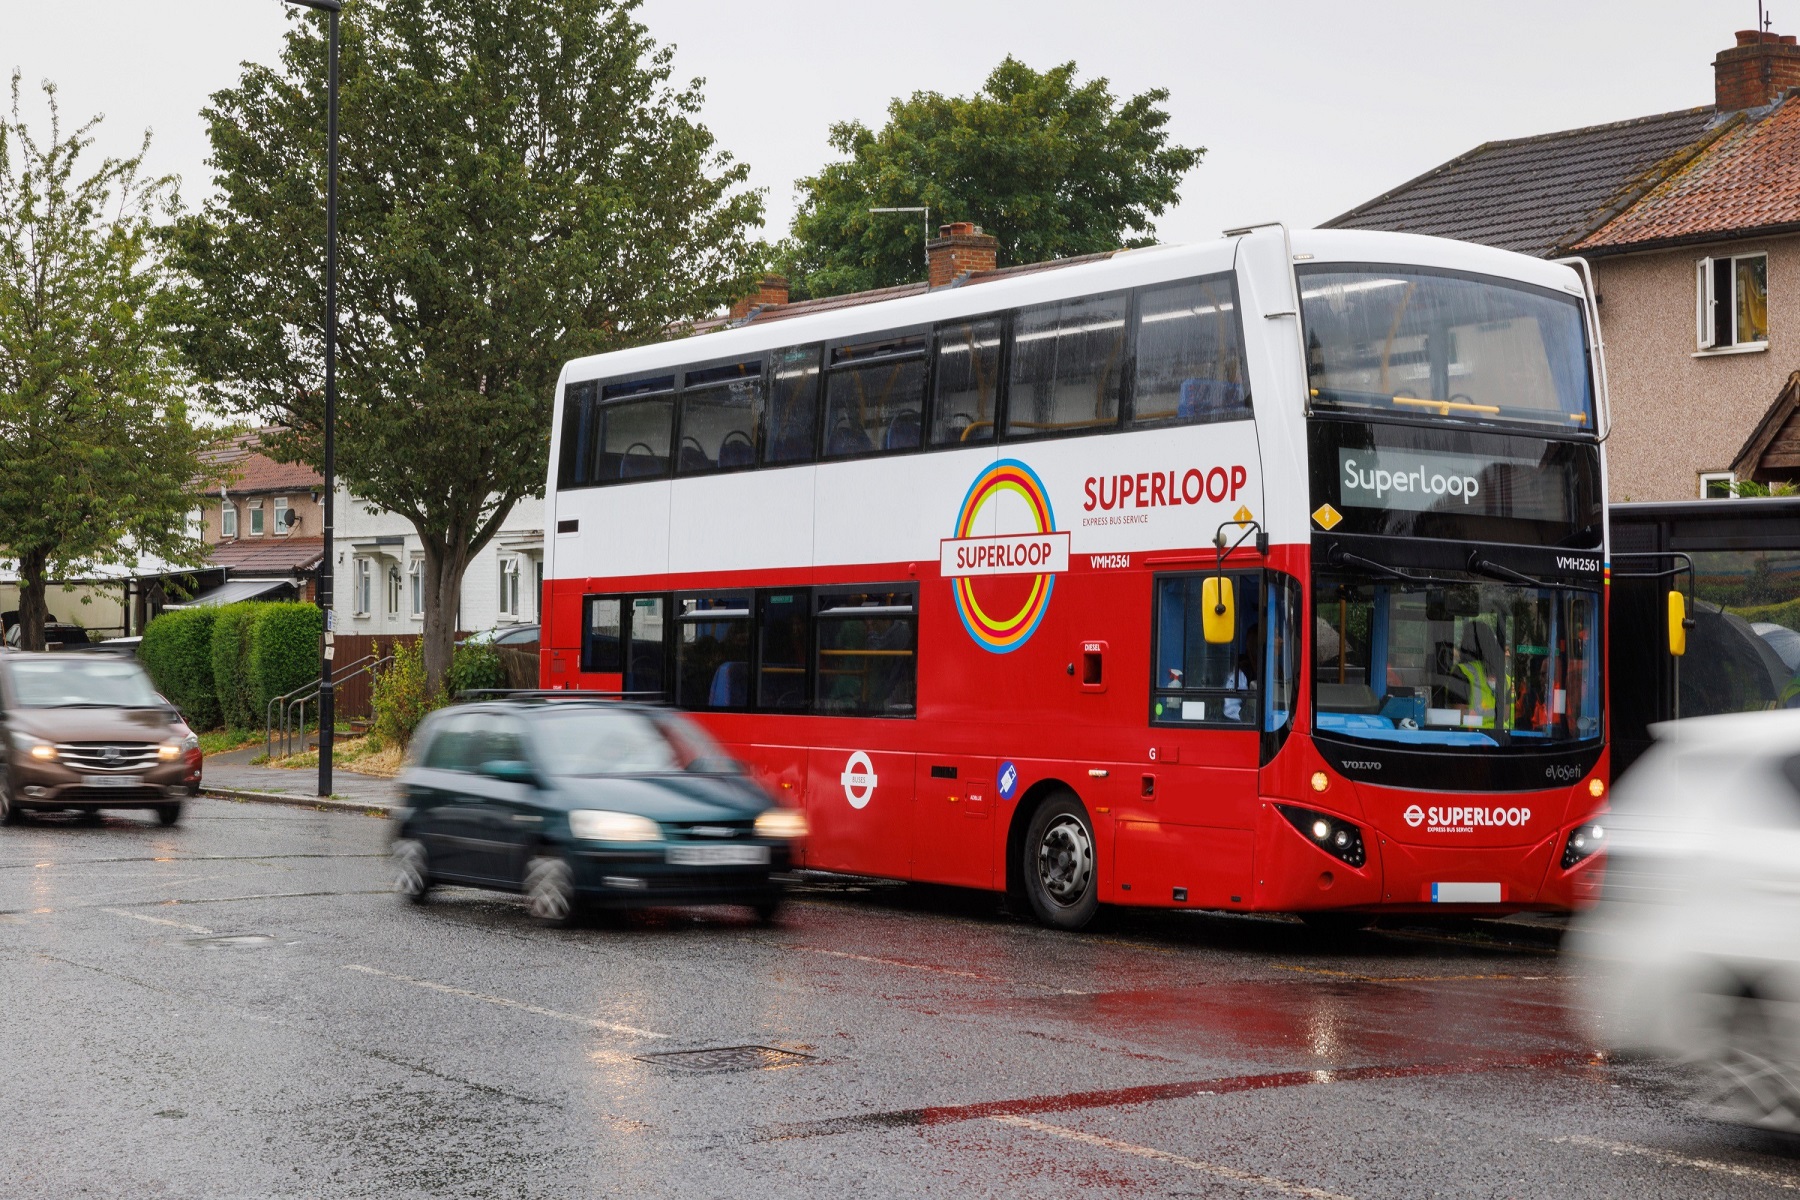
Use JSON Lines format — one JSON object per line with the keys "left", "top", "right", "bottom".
{"left": 1391, "top": 396, "right": 1501, "bottom": 416}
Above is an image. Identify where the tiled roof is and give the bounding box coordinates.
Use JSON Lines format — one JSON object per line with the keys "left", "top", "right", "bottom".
{"left": 197, "top": 429, "right": 321, "bottom": 494}
{"left": 1322, "top": 107, "right": 1729, "bottom": 257}
{"left": 207, "top": 536, "right": 323, "bottom": 575}
{"left": 689, "top": 250, "right": 1120, "bottom": 334}
{"left": 1576, "top": 98, "right": 1800, "bottom": 250}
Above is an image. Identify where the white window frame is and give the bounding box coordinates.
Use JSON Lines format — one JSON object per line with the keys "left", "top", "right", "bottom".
{"left": 353, "top": 557, "right": 372, "bottom": 617}
{"left": 1700, "top": 471, "right": 1737, "bottom": 499}
{"left": 499, "top": 555, "right": 522, "bottom": 619}
{"left": 220, "top": 503, "right": 237, "bottom": 538}
{"left": 386, "top": 562, "right": 403, "bottom": 617}
{"left": 273, "top": 496, "right": 290, "bottom": 535}
{"left": 409, "top": 557, "right": 424, "bottom": 619}
{"left": 1696, "top": 253, "right": 1769, "bottom": 352}
{"left": 248, "top": 500, "right": 265, "bottom": 536}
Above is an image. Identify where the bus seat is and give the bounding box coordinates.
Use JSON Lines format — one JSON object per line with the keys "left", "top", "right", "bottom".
{"left": 717, "top": 431, "right": 755, "bottom": 468}
{"left": 677, "top": 437, "right": 711, "bottom": 473}
{"left": 708, "top": 661, "right": 748, "bottom": 707}
{"left": 827, "top": 421, "right": 872, "bottom": 457}
{"left": 1179, "top": 378, "right": 1245, "bottom": 419}
{"left": 885, "top": 409, "right": 921, "bottom": 450}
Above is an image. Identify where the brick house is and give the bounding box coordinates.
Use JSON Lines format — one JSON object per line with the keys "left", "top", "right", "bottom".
{"left": 1324, "top": 28, "right": 1800, "bottom": 501}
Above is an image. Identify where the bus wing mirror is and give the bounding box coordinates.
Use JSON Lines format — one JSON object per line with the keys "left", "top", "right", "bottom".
{"left": 1202, "top": 577, "right": 1236, "bottom": 645}
{"left": 1667, "top": 591, "right": 1688, "bottom": 657}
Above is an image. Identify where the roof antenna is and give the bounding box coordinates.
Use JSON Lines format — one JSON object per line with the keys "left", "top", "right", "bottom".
{"left": 1762, "top": 1, "right": 1774, "bottom": 32}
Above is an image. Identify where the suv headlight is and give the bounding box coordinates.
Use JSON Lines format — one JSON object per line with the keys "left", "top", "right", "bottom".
{"left": 568, "top": 810, "right": 663, "bottom": 842}
{"left": 754, "top": 808, "right": 808, "bottom": 839}
{"left": 11, "top": 730, "right": 55, "bottom": 760}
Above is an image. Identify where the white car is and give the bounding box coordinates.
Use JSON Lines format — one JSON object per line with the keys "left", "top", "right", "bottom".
{"left": 1572, "top": 708, "right": 1800, "bottom": 1130}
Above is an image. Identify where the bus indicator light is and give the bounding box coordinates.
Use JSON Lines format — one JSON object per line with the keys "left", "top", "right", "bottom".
{"left": 1310, "top": 771, "right": 1330, "bottom": 792}
{"left": 1588, "top": 778, "right": 1605, "bottom": 798}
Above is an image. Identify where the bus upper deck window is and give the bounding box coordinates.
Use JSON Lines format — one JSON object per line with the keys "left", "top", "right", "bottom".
{"left": 931, "top": 316, "right": 1004, "bottom": 446}
{"left": 1006, "top": 292, "right": 1128, "bottom": 439}
{"left": 1130, "top": 276, "right": 1250, "bottom": 429}
{"left": 765, "top": 346, "right": 822, "bottom": 465}
{"left": 677, "top": 361, "right": 761, "bottom": 475}
{"left": 823, "top": 335, "right": 927, "bottom": 459}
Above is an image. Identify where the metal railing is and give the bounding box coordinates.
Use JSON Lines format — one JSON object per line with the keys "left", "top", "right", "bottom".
{"left": 266, "top": 653, "right": 392, "bottom": 760}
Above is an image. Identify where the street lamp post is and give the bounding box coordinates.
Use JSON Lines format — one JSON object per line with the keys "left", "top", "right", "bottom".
{"left": 284, "top": 0, "right": 340, "bottom": 797}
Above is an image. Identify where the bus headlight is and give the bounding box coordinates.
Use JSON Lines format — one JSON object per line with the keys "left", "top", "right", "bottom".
{"left": 1277, "top": 805, "right": 1366, "bottom": 869}
{"left": 1562, "top": 823, "right": 1605, "bottom": 869}
{"left": 568, "top": 810, "right": 663, "bottom": 843}
{"left": 754, "top": 808, "right": 808, "bottom": 840}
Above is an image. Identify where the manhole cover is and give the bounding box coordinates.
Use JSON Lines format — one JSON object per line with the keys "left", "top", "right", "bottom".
{"left": 185, "top": 934, "right": 275, "bottom": 949}
{"left": 636, "top": 1045, "right": 815, "bottom": 1074}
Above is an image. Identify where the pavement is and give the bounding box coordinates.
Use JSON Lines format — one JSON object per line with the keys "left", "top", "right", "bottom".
{"left": 201, "top": 744, "right": 398, "bottom": 814}
{"left": 7, "top": 797, "right": 1800, "bottom": 1198}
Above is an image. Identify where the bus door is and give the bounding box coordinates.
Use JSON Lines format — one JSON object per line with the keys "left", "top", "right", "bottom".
{"left": 913, "top": 755, "right": 996, "bottom": 889}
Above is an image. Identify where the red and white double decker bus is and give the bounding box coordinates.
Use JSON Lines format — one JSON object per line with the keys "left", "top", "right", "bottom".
{"left": 539, "top": 225, "right": 1611, "bottom": 929}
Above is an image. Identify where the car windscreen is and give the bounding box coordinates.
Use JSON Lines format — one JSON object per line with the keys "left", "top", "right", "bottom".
{"left": 532, "top": 707, "right": 737, "bottom": 776}
{"left": 6, "top": 657, "right": 164, "bottom": 708}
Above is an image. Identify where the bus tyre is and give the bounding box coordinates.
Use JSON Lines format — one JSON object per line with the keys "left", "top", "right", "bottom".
{"left": 1023, "top": 794, "right": 1099, "bottom": 930}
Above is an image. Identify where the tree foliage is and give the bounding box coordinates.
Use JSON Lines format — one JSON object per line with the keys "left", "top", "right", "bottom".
{"left": 778, "top": 57, "right": 1202, "bottom": 299}
{"left": 167, "top": 0, "right": 765, "bottom": 689}
{"left": 0, "top": 74, "right": 211, "bottom": 650}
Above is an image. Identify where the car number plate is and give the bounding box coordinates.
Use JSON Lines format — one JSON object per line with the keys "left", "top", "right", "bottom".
{"left": 666, "top": 844, "right": 769, "bottom": 867}
{"left": 85, "top": 774, "right": 141, "bottom": 787}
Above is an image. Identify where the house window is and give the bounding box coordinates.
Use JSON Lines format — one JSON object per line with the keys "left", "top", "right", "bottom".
{"left": 1700, "top": 471, "right": 1736, "bottom": 499}
{"left": 273, "top": 496, "right": 289, "bottom": 535}
{"left": 220, "top": 503, "right": 238, "bottom": 538}
{"left": 386, "top": 563, "right": 403, "bottom": 616}
{"left": 353, "top": 558, "right": 372, "bottom": 616}
{"left": 248, "top": 501, "right": 264, "bottom": 536}
{"left": 1698, "top": 254, "right": 1769, "bottom": 349}
{"left": 499, "top": 556, "right": 522, "bottom": 618}
{"left": 409, "top": 558, "right": 424, "bottom": 618}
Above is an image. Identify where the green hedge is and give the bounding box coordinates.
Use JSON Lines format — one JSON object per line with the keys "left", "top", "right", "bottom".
{"left": 210, "top": 603, "right": 262, "bottom": 730}
{"left": 371, "top": 639, "right": 440, "bottom": 748}
{"left": 248, "top": 602, "right": 324, "bottom": 717}
{"left": 1729, "top": 597, "right": 1800, "bottom": 633}
{"left": 448, "top": 641, "right": 507, "bottom": 694}
{"left": 140, "top": 609, "right": 220, "bottom": 729}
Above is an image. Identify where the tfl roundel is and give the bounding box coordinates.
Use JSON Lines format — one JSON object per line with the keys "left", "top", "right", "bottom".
{"left": 940, "top": 459, "right": 1070, "bottom": 654}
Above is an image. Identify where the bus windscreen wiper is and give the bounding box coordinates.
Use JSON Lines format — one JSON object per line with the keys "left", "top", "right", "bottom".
{"left": 1467, "top": 555, "right": 1588, "bottom": 592}
{"left": 1327, "top": 548, "right": 1464, "bottom": 586}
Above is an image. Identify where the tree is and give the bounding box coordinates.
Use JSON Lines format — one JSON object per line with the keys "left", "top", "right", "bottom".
{"left": 168, "top": 0, "right": 764, "bottom": 690}
{"left": 0, "top": 74, "right": 211, "bottom": 651}
{"left": 778, "top": 57, "right": 1202, "bottom": 299}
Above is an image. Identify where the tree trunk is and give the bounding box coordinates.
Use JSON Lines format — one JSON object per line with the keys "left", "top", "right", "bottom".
{"left": 16, "top": 546, "right": 51, "bottom": 652}
{"left": 418, "top": 536, "right": 471, "bottom": 697}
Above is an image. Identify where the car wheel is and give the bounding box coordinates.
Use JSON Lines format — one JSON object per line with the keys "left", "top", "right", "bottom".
{"left": 392, "top": 838, "right": 431, "bottom": 904}
{"left": 0, "top": 778, "right": 20, "bottom": 826}
{"left": 1022, "top": 792, "right": 1099, "bottom": 930}
{"left": 155, "top": 803, "right": 184, "bottom": 827}
{"left": 524, "top": 855, "right": 579, "bottom": 927}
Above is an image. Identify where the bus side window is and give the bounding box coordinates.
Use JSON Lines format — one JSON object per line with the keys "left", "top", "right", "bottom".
{"left": 757, "top": 590, "right": 811, "bottom": 711}
{"left": 816, "top": 588, "right": 916, "bottom": 718}
{"left": 1006, "top": 291, "right": 1128, "bottom": 439}
{"left": 1129, "top": 275, "right": 1250, "bottom": 428}
{"left": 930, "top": 316, "right": 1004, "bottom": 446}
{"left": 1151, "top": 571, "right": 1261, "bottom": 726}
{"left": 677, "top": 361, "right": 761, "bottom": 475}
{"left": 558, "top": 381, "right": 597, "bottom": 487}
{"left": 823, "top": 335, "right": 927, "bottom": 459}
{"left": 625, "top": 596, "right": 668, "bottom": 698}
{"left": 766, "top": 346, "right": 822, "bottom": 465}
{"left": 675, "top": 595, "right": 752, "bottom": 709}
{"left": 582, "top": 596, "right": 622, "bottom": 674}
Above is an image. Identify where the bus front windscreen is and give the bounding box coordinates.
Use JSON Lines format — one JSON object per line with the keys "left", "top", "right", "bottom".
{"left": 1313, "top": 573, "right": 1600, "bottom": 748}
{"left": 1299, "top": 266, "right": 1594, "bottom": 431}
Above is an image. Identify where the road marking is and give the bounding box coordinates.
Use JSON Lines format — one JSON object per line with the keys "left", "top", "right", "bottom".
{"left": 341, "top": 964, "right": 671, "bottom": 1040}
{"left": 1556, "top": 1134, "right": 1800, "bottom": 1190}
{"left": 1275, "top": 965, "right": 1548, "bottom": 983}
{"left": 101, "top": 907, "right": 215, "bottom": 935}
{"left": 992, "top": 1115, "right": 1355, "bottom": 1199}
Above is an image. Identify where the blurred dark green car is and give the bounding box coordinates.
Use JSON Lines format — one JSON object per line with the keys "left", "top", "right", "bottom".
{"left": 390, "top": 699, "right": 805, "bottom": 924}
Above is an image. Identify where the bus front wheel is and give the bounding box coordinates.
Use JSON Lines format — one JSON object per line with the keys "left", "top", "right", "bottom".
{"left": 1022, "top": 793, "right": 1099, "bottom": 930}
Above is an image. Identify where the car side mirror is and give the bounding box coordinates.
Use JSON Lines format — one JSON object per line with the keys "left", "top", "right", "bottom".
{"left": 481, "top": 759, "right": 539, "bottom": 786}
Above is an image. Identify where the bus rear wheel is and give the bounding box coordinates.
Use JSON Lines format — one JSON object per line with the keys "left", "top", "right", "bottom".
{"left": 1022, "top": 793, "right": 1099, "bottom": 930}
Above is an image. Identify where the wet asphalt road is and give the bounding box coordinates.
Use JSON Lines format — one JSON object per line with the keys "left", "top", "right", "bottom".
{"left": 4, "top": 798, "right": 1798, "bottom": 1199}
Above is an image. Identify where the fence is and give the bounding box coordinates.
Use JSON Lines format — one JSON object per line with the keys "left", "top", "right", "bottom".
{"left": 327, "top": 632, "right": 541, "bottom": 719}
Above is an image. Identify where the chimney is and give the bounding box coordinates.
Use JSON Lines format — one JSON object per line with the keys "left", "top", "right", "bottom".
{"left": 1715, "top": 28, "right": 1800, "bottom": 110}
{"left": 926, "top": 222, "right": 999, "bottom": 288}
{"left": 729, "top": 274, "right": 789, "bottom": 319}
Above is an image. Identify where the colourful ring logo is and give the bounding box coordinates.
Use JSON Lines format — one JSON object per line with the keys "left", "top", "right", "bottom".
{"left": 952, "top": 459, "right": 1057, "bottom": 654}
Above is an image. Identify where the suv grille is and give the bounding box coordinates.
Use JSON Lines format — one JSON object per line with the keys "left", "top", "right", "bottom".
{"left": 55, "top": 742, "right": 161, "bottom": 771}
{"left": 669, "top": 820, "right": 754, "bottom": 841}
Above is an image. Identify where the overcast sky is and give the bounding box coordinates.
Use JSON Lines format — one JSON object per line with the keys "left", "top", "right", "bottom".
{"left": 0, "top": 0, "right": 1758, "bottom": 248}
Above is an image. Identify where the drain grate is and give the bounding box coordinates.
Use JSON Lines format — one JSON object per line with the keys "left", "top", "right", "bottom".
{"left": 636, "top": 1045, "right": 815, "bottom": 1074}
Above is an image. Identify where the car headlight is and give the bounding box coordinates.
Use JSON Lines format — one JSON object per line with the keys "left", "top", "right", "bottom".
{"left": 181, "top": 733, "right": 200, "bottom": 751}
{"left": 12, "top": 731, "right": 55, "bottom": 760}
{"left": 568, "top": 810, "right": 663, "bottom": 842}
{"left": 158, "top": 742, "right": 183, "bottom": 761}
{"left": 754, "top": 807, "right": 808, "bottom": 840}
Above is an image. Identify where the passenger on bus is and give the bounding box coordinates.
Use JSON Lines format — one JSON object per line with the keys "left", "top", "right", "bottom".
{"left": 1223, "top": 650, "right": 1253, "bottom": 721}
{"left": 1452, "top": 623, "right": 1501, "bottom": 729}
